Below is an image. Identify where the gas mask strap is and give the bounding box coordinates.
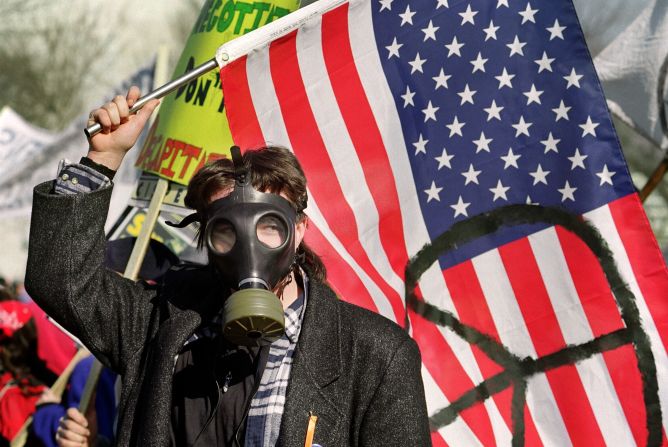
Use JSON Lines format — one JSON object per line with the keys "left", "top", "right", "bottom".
{"left": 165, "top": 212, "right": 200, "bottom": 228}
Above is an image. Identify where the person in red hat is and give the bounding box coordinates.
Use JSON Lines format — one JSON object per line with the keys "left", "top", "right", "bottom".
{"left": 0, "top": 300, "right": 58, "bottom": 443}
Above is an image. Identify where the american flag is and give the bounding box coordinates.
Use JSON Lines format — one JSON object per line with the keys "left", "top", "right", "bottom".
{"left": 217, "top": 0, "right": 668, "bottom": 444}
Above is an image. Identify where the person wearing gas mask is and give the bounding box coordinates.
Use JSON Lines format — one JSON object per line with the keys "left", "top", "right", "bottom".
{"left": 25, "top": 87, "right": 430, "bottom": 446}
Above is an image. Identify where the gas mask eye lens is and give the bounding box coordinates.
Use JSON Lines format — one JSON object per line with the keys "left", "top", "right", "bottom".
{"left": 256, "top": 215, "right": 287, "bottom": 249}
{"left": 210, "top": 219, "right": 236, "bottom": 254}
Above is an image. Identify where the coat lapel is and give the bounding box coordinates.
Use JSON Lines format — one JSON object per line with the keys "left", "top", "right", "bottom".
{"left": 136, "top": 267, "right": 225, "bottom": 446}
{"left": 279, "top": 281, "right": 345, "bottom": 446}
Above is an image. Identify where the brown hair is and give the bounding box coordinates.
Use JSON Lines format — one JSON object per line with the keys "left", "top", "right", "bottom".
{"left": 185, "top": 146, "right": 327, "bottom": 282}
{"left": 0, "top": 317, "right": 55, "bottom": 393}
{"left": 0, "top": 293, "right": 56, "bottom": 393}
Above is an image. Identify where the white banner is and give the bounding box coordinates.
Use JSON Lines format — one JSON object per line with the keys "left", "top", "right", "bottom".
{"left": 0, "top": 64, "right": 154, "bottom": 230}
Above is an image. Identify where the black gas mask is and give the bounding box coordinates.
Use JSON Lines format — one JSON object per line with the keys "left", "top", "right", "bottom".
{"left": 171, "top": 147, "right": 297, "bottom": 346}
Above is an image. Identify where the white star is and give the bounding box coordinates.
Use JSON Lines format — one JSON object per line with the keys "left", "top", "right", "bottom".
{"left": 552, "top": 100, "right": 571, "bottom": 121}
{"left": 596, "top": 164, "right": 616, "bottom": 186}
{"left": 462, "top": 164, "right": 481, "bottom": 185}
{"left": 473, "top": 132, "right": 493, "bottom": 153}
{"left": 409, "top": 53, "right": 427, "bottom": 74}
{"left": 558, "top": 181, "right": 577, "bottom": 202}
{"left": 579, "top": 116, "right": 600, "bottom": 137}
{"left": 432, "top": 68, "right": 451, "bottom": 89}
{"left": 534, "top": 51, "right": 554, "bottom": 73}
{"left": 507, "top": 35, "right": 527, "bottom": 57}
{"left": 436, "top": 0, "right": 449, "bottom": 8}
{"left": 379, "top": 0, "right": 393, "bottom": 12}
{"left": 399, "top": 5, "right": 416, "bottom": 26}
{"left": 541, "top": 132, "right": 560, "bottom": 153}
{"left": 519, "top": 2, "right": 539, "bottom": 24}
{"left": 546, "top": 19, "right": 566, "bottom": 40}
{"left": 512, "top": 116, "right": 532, "bottom": 137}
{"left": 445, "top": 36, "right": 465, "bottom": 57}
{"left": 495, "top": 68, "right": 515, "bottom": 89}
{"left": 435, "top": 148, "right": 454, "bottom": 169}
{"left": 400, "top": 85, "right": 415, "bottom": 107}
{"left": 564, "top": 68, "right": 583, "bottom": 89}
{"left": 523, "top": 84, "right": 544, "bottom": 105}
{"left": 459, "top": 4, "right": 478, "bottom": 25}
{"left": 489, "top": 180, "right": 510, "bottom": 201}
{"left": 413, "top": 134, "right": 428, "bottom": 155}
{"left": 529, "top": 164, "right": 550, "bottom": 185}
{"left": 458, "top": 84, "right": 477, "bottom": 105}
{"left": 500, "top": 147, "right": 521, "bottom": 169}
{"left": 385, "top": 37, "right": 402, "bottom": 59}
{"left": 451, "top": 196, "right": 471, "bottom": 218}
{"left": 446, "top": 116, "right": 466, "bottom": 137}
{"left": 483, "top": 20, "right": 499, "bottom": 41}
{"left": 470, "top": 52, "right": 488, "bottom": 73}
{"left": 484, "top": 100, "right": 504, "bottom": 121}
{"left": 424, "top": 181, "right": 443, "bottom": 202}
{"left": 497, "top": 0, "right": 509, "bottom": 6}
{"left": 568, "top": 148, "right": 587, "bottom": 170}
{"left": 422, "top": 20, "right": 439, "bottom": 41}
{"left": 422, "top": 101, "right": 439, "bottom": 122}
{"left": 526, "top": 195, "right": 538, "bottom": 205}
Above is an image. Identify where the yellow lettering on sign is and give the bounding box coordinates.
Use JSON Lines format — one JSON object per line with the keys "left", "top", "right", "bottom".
{"left": 125, "top": 214, "right": 165, "bottom": 243}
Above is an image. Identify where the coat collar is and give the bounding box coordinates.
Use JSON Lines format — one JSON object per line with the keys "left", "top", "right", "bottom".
{"left": 164, "top": 265, "right": 224, "bottom": 316}
{"left": 291, "top": 279, "right": 341, "bottom": 388}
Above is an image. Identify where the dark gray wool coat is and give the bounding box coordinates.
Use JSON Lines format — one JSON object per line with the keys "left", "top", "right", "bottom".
{"left": 25, "top": 182, "right": 431, "bottom": 447}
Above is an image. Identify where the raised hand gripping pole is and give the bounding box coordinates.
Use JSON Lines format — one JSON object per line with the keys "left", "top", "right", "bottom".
{"left": 84, "top": 58, "right": 218, "bottom": 138}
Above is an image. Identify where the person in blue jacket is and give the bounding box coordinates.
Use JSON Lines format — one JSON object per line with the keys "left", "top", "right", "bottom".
{"left": 30, "top": 355, "right": 117, "bottom": 447}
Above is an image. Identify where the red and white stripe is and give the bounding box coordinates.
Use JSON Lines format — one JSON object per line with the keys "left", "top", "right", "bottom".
{"left": 219, "top": 0, "right": 668, "bottom": 444}
{"left": 586, "top": 200, "right": 668, "bottom": 440}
